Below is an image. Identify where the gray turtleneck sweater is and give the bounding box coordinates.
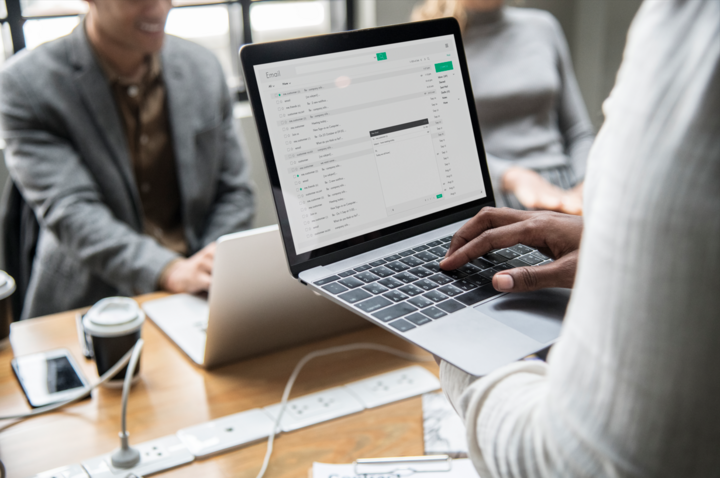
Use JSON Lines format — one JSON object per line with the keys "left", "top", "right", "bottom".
{"left": 463, "top": 7, "right": 595, "bottom": 197}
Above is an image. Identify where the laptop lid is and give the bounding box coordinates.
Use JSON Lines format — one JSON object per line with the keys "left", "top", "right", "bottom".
{"left": 143, "top": 225, "right": 369, "bottom": 368}
{"left": 241, "top": 18, "right": 494, "bottom": 278}
{"left": 202, "top": 225, "right": 368, "bottom": 368}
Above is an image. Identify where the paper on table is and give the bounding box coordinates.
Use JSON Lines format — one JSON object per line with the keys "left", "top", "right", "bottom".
{"left": 422, "top": 392, "right": 468, "bottom": 458}
{"left": 311, "top": 458, "right": 480, "bottom": 478}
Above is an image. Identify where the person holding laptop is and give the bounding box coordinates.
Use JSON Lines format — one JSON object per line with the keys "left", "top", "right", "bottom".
{"left": 438, "top": 1, "right": 719, "bottom": 476}
{"left": 412, "top": 0, "right": 594, "bottom": 214}
{"left": 0, "top": 0, "right": 254, "bottom": 319}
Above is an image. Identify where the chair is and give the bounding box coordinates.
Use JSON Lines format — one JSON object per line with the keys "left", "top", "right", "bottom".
{"left": 0, "top": 178, "right": 39, "bottom": 322}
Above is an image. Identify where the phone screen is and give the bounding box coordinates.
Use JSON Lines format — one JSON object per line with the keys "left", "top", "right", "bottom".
{"left": 43, "top": 356, "right": 84, "bottom": 392}
{"left": 13, "top": 351, "right": 87, "bottom": 407}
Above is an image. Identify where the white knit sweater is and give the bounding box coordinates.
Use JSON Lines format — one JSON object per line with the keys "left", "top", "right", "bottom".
{"left": 440, "top": 1, "right": 720, "bottom": 476}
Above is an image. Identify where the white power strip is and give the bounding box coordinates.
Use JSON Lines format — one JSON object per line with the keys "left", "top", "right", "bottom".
{"left": 29, "top": 464, "right": 89, "bottom": 478}
{"left": 344, "top": 366, "right": 440, "bottom": 409}
{"left": 31, "top": 366, "right": 439, "bottom": 476}
{"left": 176, "top": 408, "right": 276, "bottom": 458}
{"left": 263, "top": 386, "right": 365, "bottom": 432}
{"left": 176, "top": 366, "right": 439, "bottom": 458}
{"left": 82, "top": 435, "right": 194, "bottom": 478}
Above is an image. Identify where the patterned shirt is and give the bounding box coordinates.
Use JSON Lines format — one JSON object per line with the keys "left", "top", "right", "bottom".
{"left": 95, "top": 49, "right": 187, "bottom": 255}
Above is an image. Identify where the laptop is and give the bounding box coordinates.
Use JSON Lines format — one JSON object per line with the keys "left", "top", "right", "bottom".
{"left": 240, "top": 18, "right": 570, "bottom": 376}
{"left": 142, "top": 225, "right": 367, "bottom": 368}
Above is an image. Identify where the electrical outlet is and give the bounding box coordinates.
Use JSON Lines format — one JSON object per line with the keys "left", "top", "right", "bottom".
{"left": 176, "top": 408, "right": 275, "bottom": 458}
{"left": 81, "top": 434, "right": 194, "bottom": 478}
{"left": 344, "top": 366, "right": 440, "bottom": 409}
{"left": 29, "top": 464, "right": 89, "bottom": 478}
{"left": 263, "top": 386, "right": 365, "bottom": 432}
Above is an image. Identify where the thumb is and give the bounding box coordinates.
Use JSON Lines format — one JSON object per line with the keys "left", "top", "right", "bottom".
{"left": 492, "top": 252, "right": 577, "bottom": 292}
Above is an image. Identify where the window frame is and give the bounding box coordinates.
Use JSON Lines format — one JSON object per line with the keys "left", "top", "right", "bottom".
{"left": 0, "top": 0, "right": 358, "bottom": 100}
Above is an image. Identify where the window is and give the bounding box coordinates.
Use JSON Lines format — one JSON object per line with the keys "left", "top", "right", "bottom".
{"left": 250, "top": 1, "right": 330, "bottom": 43}
{"left": 0, "top": 0, "right": 371, "bottom": 99}
{"left": 166, "top": 5, "right": 237, "bottom": 87}
{"left": 20, "top": 0, "right": 86, "bottom": 17}
{"left": 23, "top": 16, "right": 80, "bottom": 50}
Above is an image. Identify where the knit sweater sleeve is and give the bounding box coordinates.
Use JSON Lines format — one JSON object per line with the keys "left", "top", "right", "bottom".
{"left": 440, "top": 2, "right": 720, "bottom": 477}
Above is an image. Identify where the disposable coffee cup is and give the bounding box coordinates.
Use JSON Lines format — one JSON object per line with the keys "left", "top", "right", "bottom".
{"left": 0, "top": 271, "right": 16, "bottom": 350}
{"left": 82, "top": 297, "right": 144, "bottom": 387}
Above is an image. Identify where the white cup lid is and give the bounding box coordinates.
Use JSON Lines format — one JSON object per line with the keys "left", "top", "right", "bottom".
{"left": 83, "top": 297, "right": 144, "bottom": 338}
{"left": 90, "top": 301, "right": 138, "bottom": 326}
{"left": 0, "top": 271, "right": 16, "bottom": 300}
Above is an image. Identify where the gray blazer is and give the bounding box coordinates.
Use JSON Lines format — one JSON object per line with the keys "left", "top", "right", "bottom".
{"left": 0, "top": 26, "right": 255, "bottom": 319}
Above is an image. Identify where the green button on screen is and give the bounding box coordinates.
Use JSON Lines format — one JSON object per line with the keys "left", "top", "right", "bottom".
{"left": 436, "top": 194, "right": 443, "bottom": 199}
{"left": 434, "top": 61, "right": 453, "bottom": 72}
{"left": 377, "top": 52, "right": 387, "bottom": 61}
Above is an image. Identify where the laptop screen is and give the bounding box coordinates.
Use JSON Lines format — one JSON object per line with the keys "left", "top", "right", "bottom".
{"left": 253, "top": 34, "right": 487, "bottom": 256}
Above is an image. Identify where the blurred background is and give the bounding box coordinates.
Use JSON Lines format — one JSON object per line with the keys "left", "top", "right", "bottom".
{"left": 0, "top": 0, "right": 642, "bottom": 229}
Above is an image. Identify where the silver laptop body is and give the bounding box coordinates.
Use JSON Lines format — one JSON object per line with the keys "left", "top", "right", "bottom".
{"left": 240, "top": 19, "right": 569, "bottom": 376}
{"left": 143, "top": 225, "right": 367, "bottom": 368}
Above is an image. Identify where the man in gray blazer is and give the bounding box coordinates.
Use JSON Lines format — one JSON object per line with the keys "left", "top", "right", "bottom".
{"left": 0, "top": 0, "right": 254, "bottom": 319}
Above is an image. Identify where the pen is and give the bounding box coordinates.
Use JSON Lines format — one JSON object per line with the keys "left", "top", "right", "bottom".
{"left": 354, "top": 455, "right": 452, "bottom": 475}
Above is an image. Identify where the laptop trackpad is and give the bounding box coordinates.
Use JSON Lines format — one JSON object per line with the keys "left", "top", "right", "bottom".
{"left": 475, "top": 288, "right": 571, "bottom": 344}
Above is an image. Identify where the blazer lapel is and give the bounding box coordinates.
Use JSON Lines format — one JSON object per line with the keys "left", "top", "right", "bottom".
{"left": 161, "top": 43, "right": 199, "bottom": 248}
{"left": 67, "top": 25, "right": 142, "bottom": 223}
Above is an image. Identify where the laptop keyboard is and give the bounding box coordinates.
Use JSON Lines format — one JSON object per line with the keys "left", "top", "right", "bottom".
{"left": 314, "top": 236, "right": 552, "bottom": 334}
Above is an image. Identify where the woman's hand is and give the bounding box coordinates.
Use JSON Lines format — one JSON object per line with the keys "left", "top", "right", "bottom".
{"left": 560, "top": 182, "right": 584, "bottom": 216}
{"left": 502, "top": 167, "right": 583, "bottom": 215}
{"left": 440, "top": 207, "right": 583, "bottom": 292}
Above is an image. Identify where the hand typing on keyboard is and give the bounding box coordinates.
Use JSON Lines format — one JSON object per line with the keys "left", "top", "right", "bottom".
{"left": 440, "top": 208, "right": 583, "bottom": 293}
{"left": 160, "top": 242, "right": 216, "bottom": 294}
{"left": 313, "top": 215, "right": 573, "bottom": 333}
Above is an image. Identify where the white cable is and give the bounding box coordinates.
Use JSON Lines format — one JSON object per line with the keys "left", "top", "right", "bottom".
{"left": 120, "top": 339, "right": 144, "bottom": 439}
{"left": 3, "top": 339, "right": 431, "bottom": 476}
{"left": 0, "top": 340, "right": 143, "bottom": 421}
{"left": 254, "top": 342, "right": 433, "bottom": 478}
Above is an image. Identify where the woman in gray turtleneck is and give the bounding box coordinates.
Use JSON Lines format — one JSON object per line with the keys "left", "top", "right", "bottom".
{"left": 412, "top": 0, "right": 594, "bottom": 214}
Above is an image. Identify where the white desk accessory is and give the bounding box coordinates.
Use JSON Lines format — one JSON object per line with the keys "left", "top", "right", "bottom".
{"left": 311, "top": 456, "right": 480, "bottom": 478}
{"left": 81, "top": 339, "right": 194, "bottom": 477}
{"left": 28, "top": 464, "right": 89, "bottom": 478}
{"left": 176, "top": 408, "right": 275, "bottom": 458}
{"left": 24, "top": 344, "right": 437, "bottom": 478}
{"left": 81, "top": 435, "right": 193, "bottom": 478}
{"left": 344, "top": 366, "right": 441, "bottom": 409}
{"left": 263, "top": 386, "right": 366, "bottom": 432}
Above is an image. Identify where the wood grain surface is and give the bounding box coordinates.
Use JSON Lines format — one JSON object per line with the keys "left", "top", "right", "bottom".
{"left": 0, "top": 293, "right": 439, "bottom": 477}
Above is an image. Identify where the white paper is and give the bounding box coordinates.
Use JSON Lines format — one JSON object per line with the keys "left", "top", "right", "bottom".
{"left": 422, "top": 392, "right": 468, "bottom": 457}
{"left": 311, "top": 458, "right": 480, "bottom": 478}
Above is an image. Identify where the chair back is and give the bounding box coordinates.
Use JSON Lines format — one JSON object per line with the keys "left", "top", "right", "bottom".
{"left": 0, "top": 179, "right": 39, "bottom": 321}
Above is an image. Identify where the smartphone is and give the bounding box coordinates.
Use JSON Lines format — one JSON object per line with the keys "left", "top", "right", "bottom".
{"left": 11, "top": 349, "right": 89, "bottom": 408}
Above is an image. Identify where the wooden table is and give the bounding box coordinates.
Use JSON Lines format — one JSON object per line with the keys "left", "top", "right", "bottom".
{"left": 0, "top": 293, "right": 439, "bottom": 477}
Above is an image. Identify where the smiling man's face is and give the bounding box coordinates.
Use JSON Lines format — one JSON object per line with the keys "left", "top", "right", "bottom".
{"left": 88, "top": 0, "right": 172, "bottom": 55}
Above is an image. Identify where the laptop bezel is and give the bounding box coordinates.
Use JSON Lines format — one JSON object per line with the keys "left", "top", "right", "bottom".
{"left": 240, "top": 18, "right": 495, "bottom": 278}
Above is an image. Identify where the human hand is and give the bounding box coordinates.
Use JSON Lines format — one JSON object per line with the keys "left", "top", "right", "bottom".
{"left": 559, "top": 182, "right": 583, "bottom": 215}
{"left": 503, "top": 167, "right": 583, "bottom": 215}
{"left": 440, "top": 208, "right": 583, "bottom": 292}
{"left": 159, "top": 242, "right": 216, "bottom": 294}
